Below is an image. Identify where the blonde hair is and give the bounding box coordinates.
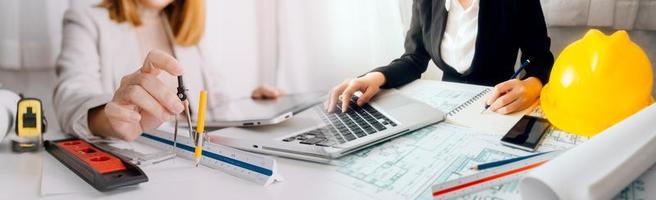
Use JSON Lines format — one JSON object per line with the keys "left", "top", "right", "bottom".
{"left": 98, "top": 0, "right": 205, "bottom": 46}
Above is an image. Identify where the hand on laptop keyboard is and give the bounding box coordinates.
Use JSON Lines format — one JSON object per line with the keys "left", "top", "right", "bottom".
{"left": 325, "top": 72, "right": 386, "bottom": 113}
{"left": 282, "top": 95, "right": 397, "bottom": 147}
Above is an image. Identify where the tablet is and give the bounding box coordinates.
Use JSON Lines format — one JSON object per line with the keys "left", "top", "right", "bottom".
{"left": 204, "top": 91, "right": 325, "bottom": 127}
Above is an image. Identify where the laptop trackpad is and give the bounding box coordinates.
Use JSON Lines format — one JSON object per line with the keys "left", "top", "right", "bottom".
{"left": 372, "top": 90, "right": 412, "bottom": 110}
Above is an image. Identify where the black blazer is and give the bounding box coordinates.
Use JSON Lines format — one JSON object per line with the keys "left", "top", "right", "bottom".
{"left": 372, "top": 0, "right": 554, "bottom": 88}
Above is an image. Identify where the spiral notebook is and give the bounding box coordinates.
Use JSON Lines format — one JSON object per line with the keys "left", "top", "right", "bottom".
{"left": 400, "top": 80, "right": 536, "bottom": 135}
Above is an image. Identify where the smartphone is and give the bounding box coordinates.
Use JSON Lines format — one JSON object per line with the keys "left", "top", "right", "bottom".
{"left": 500, "top": 115, "right": 551, "bottom": 152}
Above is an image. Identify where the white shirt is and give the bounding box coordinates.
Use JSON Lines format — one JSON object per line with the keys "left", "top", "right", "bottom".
{"left": 0, "top": 89, "right": 19, "bottom": 141}
{"left": 440, "top": 0, "right": 480, "bottom": 73}
{"left": 54, "top": 5, "right": 226, "bottom": 139}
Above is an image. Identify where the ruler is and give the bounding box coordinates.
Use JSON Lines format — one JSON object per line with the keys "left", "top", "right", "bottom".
{"left": 138, "top": 129, "right": 281, "bottom": 186}
{"left": 431, "top": 151, "right": 561, "bottom": 199}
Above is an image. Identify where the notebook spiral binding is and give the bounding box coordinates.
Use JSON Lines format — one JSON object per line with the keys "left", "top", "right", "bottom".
{"left": 446, "top": 88, "right": 492, "bottom": 117}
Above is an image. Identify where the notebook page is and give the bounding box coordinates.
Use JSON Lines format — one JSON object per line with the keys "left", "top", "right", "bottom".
{"left": 447, "top": 89, "right": 536, "bottom": 136}
{"left": 400, "top": 80, "right": 534, "bottom": 135}
{"left": 399, "top": 80, "right": 489, "bottom": 112}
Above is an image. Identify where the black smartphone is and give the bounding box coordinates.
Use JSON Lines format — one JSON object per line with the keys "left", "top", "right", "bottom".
{"left": 500, "top": 115, "right": 551, "bottom": 152}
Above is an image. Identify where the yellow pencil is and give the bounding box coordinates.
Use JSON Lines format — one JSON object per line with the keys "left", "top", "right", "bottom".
{"left": 194, "top": 90, "right": 208, "bottom": 167}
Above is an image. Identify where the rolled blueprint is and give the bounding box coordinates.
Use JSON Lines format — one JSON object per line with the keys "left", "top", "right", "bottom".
{"left": 520, "top": 103, "right": 656, "bottom": 200}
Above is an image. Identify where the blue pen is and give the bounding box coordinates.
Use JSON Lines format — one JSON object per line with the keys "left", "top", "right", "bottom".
{"left": 470, "top": 151, "right": 550, "bottom": 171}
{"left": 483, "top": 57, "right": 535, "bottom": 111}
{"left": 510, "top": 57, "right": 534, "bottom": 79}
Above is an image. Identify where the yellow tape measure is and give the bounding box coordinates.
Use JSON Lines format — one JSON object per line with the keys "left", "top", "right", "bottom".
{"left": 13, "top": 98, "right": 47, "bottom": 152}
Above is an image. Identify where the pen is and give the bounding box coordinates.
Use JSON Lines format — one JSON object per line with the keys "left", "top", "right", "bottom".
{"left": 194, "top": 90, "right": 208, "bottom": 167}
{"left": 483, "top": 57, "right": 534, "bottom": 112}
{"left": 470, "top": 151, "right": 549, "bottom": 171}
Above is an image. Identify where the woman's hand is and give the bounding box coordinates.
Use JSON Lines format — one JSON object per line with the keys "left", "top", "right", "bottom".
{"left": 326, "top": 72, "right": 386, "bottom": 113}
{"left": 89, "top": 50, "right": 185, "bottom": 141}
{"left": 251, "top": 85, "right": 283, "bottom": 100}
{"left": 486, "top": 77, "right": 543, "bottom": 114}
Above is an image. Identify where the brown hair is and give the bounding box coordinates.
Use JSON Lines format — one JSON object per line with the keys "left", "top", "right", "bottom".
{"left": 98, "top": 0, "right": 205, "bottom": 46}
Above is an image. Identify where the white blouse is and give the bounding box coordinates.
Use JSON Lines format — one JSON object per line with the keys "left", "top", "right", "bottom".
{"left": 0, "top": 89, "right": 19, "bottom": 140}
{"left": 440, "top": 0, "right": 480, "bottom": 73}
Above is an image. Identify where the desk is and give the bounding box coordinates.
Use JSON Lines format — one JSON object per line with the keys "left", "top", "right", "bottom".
{"left": 0, "top": 131, "right": 374, "bottom": 200}
{"left": 0, "top": 80, "right": 578, "bottom": 200}
{"left": 0, "top": 79, "right": 642, "bottom": 200}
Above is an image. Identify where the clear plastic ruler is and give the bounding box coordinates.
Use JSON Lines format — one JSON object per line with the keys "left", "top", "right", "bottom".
{"left": 138, "top": 129, "right": 282, "bottom": 186}
{"left": 431, "top": 151, "right": 561, "bottom": 199}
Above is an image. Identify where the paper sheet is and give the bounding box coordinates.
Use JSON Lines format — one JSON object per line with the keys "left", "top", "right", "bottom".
{"left": 520, "top": 103, "right": 656, "bottom": 200}
{"left": 615, "top": 166, "right": 656, "bottom": 200}
{"left": 447, "top": 91, "right": 536, "bottom": 136}
{"left": 400, "top": 80, "right": 533, "bottom": 136}
{"left": 325, "top": 123, "right": 530, "bottom": 200}
{"left": 40, "top": 151, "right": 200, "bottom": 196}
{"left": 324, "top": 121, "right": 591, "bottom": 200}
{"left": 399, "top": 80, "right": 488, "bottom": 113}
{"left": 40, "top": 153, "right": 98, "bottom": 195}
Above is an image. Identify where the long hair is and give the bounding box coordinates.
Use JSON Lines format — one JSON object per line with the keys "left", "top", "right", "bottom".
{"left": 98, "top": 0, "right": 205, "bottom": 46}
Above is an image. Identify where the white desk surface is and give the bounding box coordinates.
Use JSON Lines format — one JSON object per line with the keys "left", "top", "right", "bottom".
{"left": 0, "top": 131, "right": 374, "bottom": 200}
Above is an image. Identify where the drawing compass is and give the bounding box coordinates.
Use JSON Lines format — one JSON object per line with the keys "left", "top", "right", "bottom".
{"left": 174, "top": 76, "right": 196, "bottom": 152}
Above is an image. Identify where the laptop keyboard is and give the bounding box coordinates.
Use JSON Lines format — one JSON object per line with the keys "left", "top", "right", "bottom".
{"left": 281, "top": 95, "right": 397, "bottom": 147}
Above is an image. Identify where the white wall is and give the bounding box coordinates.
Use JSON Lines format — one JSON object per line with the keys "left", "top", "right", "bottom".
{"left": 203, "top": 0, "right": 261, "bottom": 98}
{"left": 0, "top": 0, "right": 68, "bottom": 70}
{"left": 273, "top": 0, "right": 407, "bottom": 94}
{"left": 1, "top": 1, "right": 656, "bottom": 133}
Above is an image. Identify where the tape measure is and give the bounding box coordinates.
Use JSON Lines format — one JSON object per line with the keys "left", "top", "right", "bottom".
{"left": 431, "top": 151, "right": 561, "bottom": 199}
{"left": 139, "top": 130, "right": 281, "bottom": 186}
{"left": 13, "top": 97, "right": 47, "bottom": 152}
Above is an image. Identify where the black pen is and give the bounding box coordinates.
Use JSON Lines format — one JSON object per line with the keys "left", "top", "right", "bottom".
{"left": 483, "top": 57, "right": 534, "bottom": 111}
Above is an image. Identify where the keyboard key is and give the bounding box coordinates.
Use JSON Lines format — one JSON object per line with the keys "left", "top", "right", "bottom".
{"left": 332, "top": 133, "right": 345, "bottom": 141}
{"left": 282, "top": 137, "right": 295, "bottom": 142}
{"left": 372, "top": 123, "right": 386, "bottom": 131}
{"left": 389, "top": 121, "right": 397, "bottom": 127}
{"left": 338, "top": 127, "right": 349, "bottom": 133}
{"left": 353, "top": 118, "right": 374, "bottom": 130}
{"left": 315, "top": 97, "right": 394, "bottom": 143}
{"left": 362, "top": 104, "right": 376, "bottom": 112}
{"left": 364, "top": 128, "right": 377, "bottom": 134}
{"left": 343, "top": 133, "right": 356, "bottom": 141}
{"left": 354, "top": 131, "right": 366, "bottom": 138}
{"left": 316, "top": 140, "right": 336, "bottom": 147}
{"left": 300, "top": 137, "right": 326, "bottom": 145}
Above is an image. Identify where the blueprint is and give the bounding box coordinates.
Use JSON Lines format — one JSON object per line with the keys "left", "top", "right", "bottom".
{"left": 326, "top": 122, "right": 594, "bottom": 200}
{"left": 614, "top": 165, "right": 656, "bottom": 200}
{"left": 327, "top": 123, "right": 530, "bottom": 199}
{"left": 416, "top": 127, "right": 588, "bottom": 200}
{"left": 326, "top": 80, "right": 652, "bottom": 200}
{"left": 328, "top": 120, "right": 651, "bottom": 200}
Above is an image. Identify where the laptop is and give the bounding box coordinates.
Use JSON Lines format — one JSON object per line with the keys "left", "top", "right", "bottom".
{"left": 207, "top": 89, "right": 445, "bottom": 162}
{"left": 203, "top": 92, "right": 324, "bottom": 127}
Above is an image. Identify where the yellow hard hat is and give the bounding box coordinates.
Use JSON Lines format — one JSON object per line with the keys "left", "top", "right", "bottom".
{"left": 541, "top": 29, "right": 654, "bottom": 137}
